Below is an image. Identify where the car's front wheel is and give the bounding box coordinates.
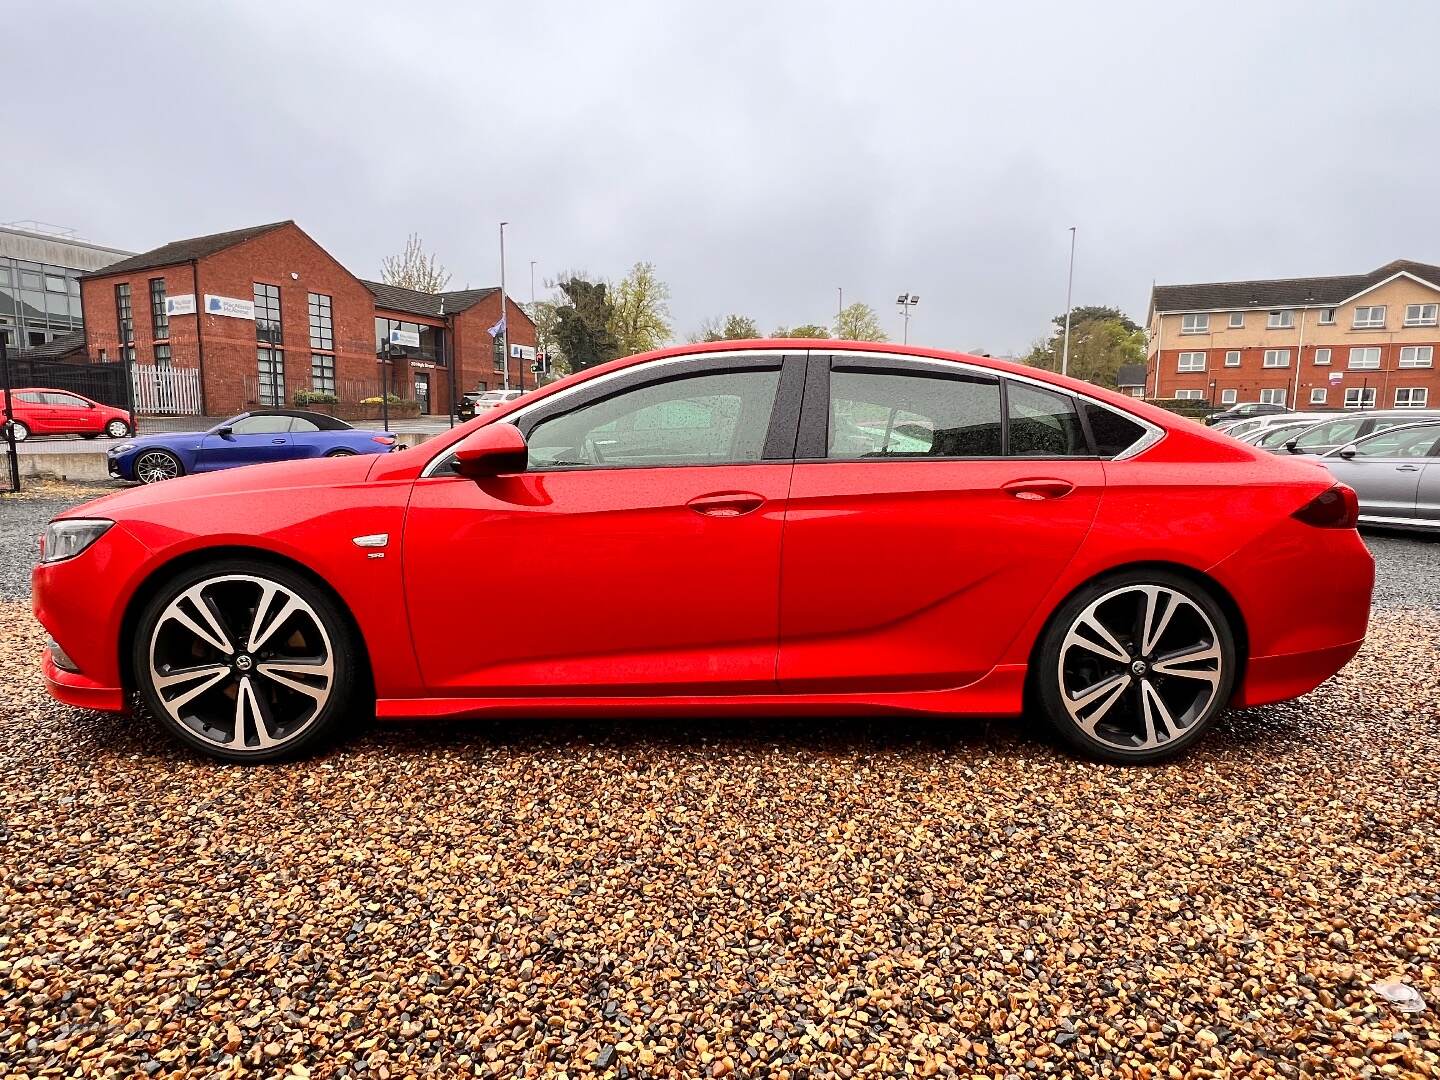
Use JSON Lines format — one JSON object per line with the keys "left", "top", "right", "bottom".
{"left": 132, "top": 560, "right": 362, "bottom": 762}
{"left": 1034, "top": 570, "right": 1236, "bottom": 764}
{"left": 134, "top": 449, "right": 183, "bottom": 484}
{"left": 324, "top": 448, "right": 357, "bottom": 457}
{"left": 105, "top": 419, "right": 131, "bottom": 438}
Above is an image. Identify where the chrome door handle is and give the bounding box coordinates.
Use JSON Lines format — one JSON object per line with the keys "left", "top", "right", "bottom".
{"left": 687, "top": 492, "right": 765, "bottom": 518}
{"left": 271, "top": 438, "right": 286, "bottom": 444}
{"left": 1397, "top": 464, "right": 1421, "bottom": 472}
{"left": 1002, "top": 478, "right": 1075, "bottom": 501}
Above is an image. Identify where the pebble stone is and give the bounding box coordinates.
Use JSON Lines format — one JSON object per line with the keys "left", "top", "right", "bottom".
{"left": 1, "top": 481, "right": 1437, "bottom": 1077}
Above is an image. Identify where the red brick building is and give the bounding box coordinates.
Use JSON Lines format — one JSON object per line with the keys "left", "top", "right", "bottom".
{"left": 78, "top": 221, "right": 536, "bottom": 417}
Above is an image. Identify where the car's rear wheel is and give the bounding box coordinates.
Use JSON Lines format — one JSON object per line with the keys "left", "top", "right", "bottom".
{"left": 105, "top": 419, "right": 131, "bottom": 438}
{"left": 1034, "top": 570, "right": 1236, "bottom": 763}
{"left": 6, "top": 421, "right": 28, "bottom": 442}
{"left": 135, "top": 449, "right": 183, "bottom": 484}
{"left": 132, "top": 560, "right": 361, "bottom": 763}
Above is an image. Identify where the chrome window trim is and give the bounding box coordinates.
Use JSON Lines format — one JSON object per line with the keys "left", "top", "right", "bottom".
{"left": 420, "top": 347, "right": 1167, "bottom": 476}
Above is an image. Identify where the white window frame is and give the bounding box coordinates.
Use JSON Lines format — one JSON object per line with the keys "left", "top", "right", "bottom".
{"left": 1220, "top": 388, "right": 1238, "bottom": 405}
{"left": 1267, "top": 310, "right": 1294, "bottom": 329}
{"left": 1258, "top": 388, "right": 1287, "bottom": 405}
{"left": 1318, "top": 308, "right": 1336, "bottom": 325}
{"left": 1398, "top": 345, "right": 1433, "bottom": 368}
{"left": 1262, "top": 349, "right": 1291, "bottom": 368}
{"left": 1223, "top": 350, "right": 1241, "bottom": 367}
{"left": 1347, "top": 346, "right": 1381, "bottom": 370}
{"left": 1180, "top": 313, "right": 1209, "bottom": 334}
{"left": 1309, "top": 387, "right": 1327, "bottom": 405}
{"left": 1353, "top": 305, "right": 1386, "bottom": 329}
{"left": 1344, "top": 387, "right": 1377, "bottom": 409}
{"left": 1395, "top": 387, "right": 1429, "bottom": 408}
{"left": 1177, "top": 351, "right": 1206, "bottom": 372}
{"left": 1174, "top": 389, "right": 1205, "bottom": 400}
{"left": 1227, "top": 312, "right": 1244, "bottom": 329}
{"left": 1313, "top": 347, "right": 1331, "bottom": 366}
{"left": 1403, "top": 303, "right": 1438, "bottom": 327}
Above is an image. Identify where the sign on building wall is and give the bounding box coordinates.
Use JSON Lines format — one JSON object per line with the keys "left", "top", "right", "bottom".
{"left": 510, "top": 343, "right": 536, "bottom": 361}
{"left": 204, "top": 294, "right": 255, "bottom": 320}
{"left": 389, "top": 328, "right": 421, "bottom": 348}
{"left": 165, "top": 294, "right": 197, "bottom": 316}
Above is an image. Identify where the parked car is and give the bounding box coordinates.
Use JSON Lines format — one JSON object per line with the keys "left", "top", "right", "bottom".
{"left": 1204, "top": 401, "right": 1289, "bottom": 426}
{"left": 33, "top": 342, "right": 1373, "bottom": 766}
{"left": 1278, "top": 410, "right": 1439, "bottom": 456}
{"left": 2, "top": 387, "right": 133, "bottom": 441}
{"left": 1216, "top": 412, "right": 1314, "bottom": 440}
{"left": 106, "top": 409, "right": 397, "bottom": 484}
{"left": 1246, "top": 420, "right": 1325, "bottom": 452}
{"left": 457, "top": 388, "right": 523, "bottom": 420}
{"left": 1318, "top": 420, "right": 1440, "bottom": 531}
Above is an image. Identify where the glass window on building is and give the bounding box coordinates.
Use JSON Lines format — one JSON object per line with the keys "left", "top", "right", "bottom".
{"left": 308, "top": 292, "right": 333, "bottom": 350}
{"left": 311, "top": 354, "right": 335, "bottom": 395}
{"left": 254, "top": 282, "right": 282, "bottom": 344}
{"left": 115, "top": 283, "right": 135, "bottom": 362}
{"left": 375, "top": 316, "right": 446, "bottom": 365}
{"left": 257, "top": 347, "right": 285, "bottom": 406}
{"left": 150, "top": 278, "right": 168, "bottom": 340}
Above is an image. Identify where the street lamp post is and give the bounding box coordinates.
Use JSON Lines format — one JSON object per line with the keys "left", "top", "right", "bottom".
{"left": 498, "top": 222, "right": 512, "bottom": 392}
{"left": 1061, "top": 226, "right": 1077, "bottom": 377}
{"left": 896, "top": 293, "right": 920, "bottom": 344}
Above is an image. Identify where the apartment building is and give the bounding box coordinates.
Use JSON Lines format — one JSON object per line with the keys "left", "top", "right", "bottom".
{"left": 1147, "top": 259, "right": 1440, "bottom": 411}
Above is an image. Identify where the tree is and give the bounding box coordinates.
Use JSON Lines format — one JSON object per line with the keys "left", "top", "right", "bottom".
{"left": 607, "top": 262, "right": 672, "bottom": 355}
{"left": 380, "top": 234, "right": 451, "bottom": 293}
{"left": 834, "top": 302, "right": 888, "bottom": 342}
{"left": 693, "top": 314, "right": 761, "bottom": 341}
{"left": 552, "top": 275, "right": 619, "bottom": 372}
{"left": 1024, "top": 306, "right": 1146, "bottom": 388}
{"left": 524, "top": 299, "right": 566, "bottom": 375}
{"left": 771, "top": 323, "right": 830, "bottom": 339}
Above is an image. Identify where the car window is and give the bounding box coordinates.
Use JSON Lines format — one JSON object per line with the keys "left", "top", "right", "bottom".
{"left": 527, "top": 369, "right": 780, "bottom": 468}
{"left": 1256, "top": 424, "right": 1309, "bottom": 448}
{"left": 1081, "top": 402, "right": 1147, "bottom": 457}
{"left": 44, "top": 392, "right": 87, "bottom": 407}
{"left": 17, "top": 392, "right": 44, "bottom": 404}
{"left": 1347, "top": 426, "right": 1440, "bottom": 458}
{"left": 1007, "top": 383, "right": 1088, "bottom": 457}
{"left": 1294, "top": 418, "right": 1361, "bottom": 449}
{"left": 828, "top": 370, "right": 1002, "bottom": 458}
{"left": 230, "top": 414, "right": 293, "bottom": 435}
{"left": 290, "top": 417, "right": 320, "bottom": 432}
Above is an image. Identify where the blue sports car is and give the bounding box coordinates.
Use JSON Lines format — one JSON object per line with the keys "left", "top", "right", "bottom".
{"left": 108, "top": 409, "right": 398, "bottom": 484}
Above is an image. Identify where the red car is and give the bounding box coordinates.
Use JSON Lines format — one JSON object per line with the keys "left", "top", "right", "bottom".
{"left": 32, "top": 341, "right": 1374, "bottom": 764}
{"left": 4, "top": 387, "right": 133, "bottom": 441}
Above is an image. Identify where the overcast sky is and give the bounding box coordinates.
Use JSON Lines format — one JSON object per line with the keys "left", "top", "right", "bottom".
{"left": 9, "top": 1, "right": 1440, "bottom": 355}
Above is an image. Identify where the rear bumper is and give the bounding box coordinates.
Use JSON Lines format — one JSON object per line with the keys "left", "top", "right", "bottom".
{"left": 42, "top": 650, "right": 128, "bottom": 713}
{"left": 1230, "top": 637, "right": 1365, "bottom": 709}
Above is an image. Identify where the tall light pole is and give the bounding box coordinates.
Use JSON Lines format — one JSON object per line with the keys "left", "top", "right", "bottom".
{"left": 1061, "top": 226, "right": 1077, "bottom": 377}
{"left": 896, "top": 293, "right": 919, "bottom": 345}
{"left": 499, "top": 221, "right": 511, "bottom": 391}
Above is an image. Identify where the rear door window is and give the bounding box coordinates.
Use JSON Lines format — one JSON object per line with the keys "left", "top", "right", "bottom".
{"left": 1007, "top": 383, "right": 1088, "bottom": 457}
{"left": 826, "top": 370, "right": 1003, "bottom": 458}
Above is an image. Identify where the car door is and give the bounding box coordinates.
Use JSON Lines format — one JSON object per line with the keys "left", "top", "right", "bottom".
{"left": 41, "top": 392, "right": 93, "bottom": 434}
{"left": 13, "top": 391, "right": 48, "bottom": 432}
{"left": 402, "top": 352, "right": 804, "bottom": 693}
{"left": 1325, "top": 425, "right": 1440, "bottom": 520}
{"left": 1418, "top": 440, "right": 1440, "bottom": 524}
{"left": 777, "top": 354, "right": 1104, "bottom": 691}
{"left": 195, "top": 413, "right": 294, "bottom": 471}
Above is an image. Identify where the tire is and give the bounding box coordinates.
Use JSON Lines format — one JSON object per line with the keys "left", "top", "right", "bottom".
{"left": 1033, "top": 569, "right": 1237, "bottom": 764}
{"left": 131, "top": 559, "right": 363, "bottom": 763}
{"left": 105, "top": 420, "right": 131, "bottom": 438}
{"left": 6, "top": 421, "right": 28, "bottom": 442}
{"left": 324, "top": 448, "right": 358, "bottom": 457}
{"left": 134, "top": 449, "right": 184, "bottom": 484}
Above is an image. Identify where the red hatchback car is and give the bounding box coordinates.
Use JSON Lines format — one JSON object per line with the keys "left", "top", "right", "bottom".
{"left": 32, "top": 342, "right": 1374, "bottom": 764}
{"left": 4, "top": 387, "right": 133, "bottom": 441}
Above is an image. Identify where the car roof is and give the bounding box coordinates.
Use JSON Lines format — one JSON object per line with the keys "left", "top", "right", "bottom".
{"left": 231, "top": 409, "right": 352, "bottom": 431}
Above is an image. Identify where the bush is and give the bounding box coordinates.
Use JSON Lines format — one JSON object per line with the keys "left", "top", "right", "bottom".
{"left": 359, "top": 394, "right": 407, "bottom": 406}
{"left": 293, "top": 388, "right": 339, "bottom": 406}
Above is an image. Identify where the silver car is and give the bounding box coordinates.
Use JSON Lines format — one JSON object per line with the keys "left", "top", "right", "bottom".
{"left": 1319, "top": 420, "right": 1440, "bottom": 531}
{"left": 1278, "top": 410, "right": 1438, "bottom": 456}
{"left": 1246, "top": 420, "right": 1325, "bottom": 452}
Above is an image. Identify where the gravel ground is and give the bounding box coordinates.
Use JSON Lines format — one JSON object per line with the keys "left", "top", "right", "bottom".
{"left": 2, "top": 484, "right": 1438, "bottom": 1077}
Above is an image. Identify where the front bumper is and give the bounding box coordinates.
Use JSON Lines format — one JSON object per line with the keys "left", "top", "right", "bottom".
{"left": 42, "top": 649, "right": 128, "bottom": 713}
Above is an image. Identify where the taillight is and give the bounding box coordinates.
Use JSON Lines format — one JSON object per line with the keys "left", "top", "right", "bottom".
{"left": 1292, "top": 484, "right": 1359, "bottom": 529}
{"left": 371, "top": 435, "right": 396, "bottom": 446}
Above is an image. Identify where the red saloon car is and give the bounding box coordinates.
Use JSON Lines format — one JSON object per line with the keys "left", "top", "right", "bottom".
{"left": 4, "top": 387, "right": 133, "bottom": 440}
{"left": 32, "top": 341, "right": 1374, "bottom": 764}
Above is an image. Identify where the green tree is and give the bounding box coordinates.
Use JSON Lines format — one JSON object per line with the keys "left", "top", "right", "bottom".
{"left": 380, "top": 233, "right": 451, "bottom": 292}
{"left": 607, "top": 262, "right": 672, "bottom": 355}
{"left": 552, "top": 276, "right": 619, "bottom": 372}
{"left": 834, "top": 302, "right": 888, "bottom": 342}
{"left": 771, "top": 323, "right": 830, "bottom": 339}
{"left": 524, "top": 298, "right": 566, "bottom": 376}
{"left": 693, "top": 314, "right": 761, "bottom": 341}
{"left": 1025, "top": 306, "right": 1146, "bottom": 388}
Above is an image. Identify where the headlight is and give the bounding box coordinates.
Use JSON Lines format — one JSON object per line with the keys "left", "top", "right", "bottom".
{"left": 111, "top": 443, "right": 135, "bottom": 455}
{"left": 40, "top": 519, "right": 114, "bottom": 564}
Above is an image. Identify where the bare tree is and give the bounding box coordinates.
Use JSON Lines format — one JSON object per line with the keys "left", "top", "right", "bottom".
{"left": 381, "top": 234, "right": 451, "bottom": 293}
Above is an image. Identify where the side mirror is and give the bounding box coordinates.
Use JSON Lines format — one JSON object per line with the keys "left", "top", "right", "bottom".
{"left": 216, "top": 425, "right": 234, "bottom": 437}
{"left": 453, "top": 423, "right": 528, "bottom": 479}
{"left": 1337, "top": 444, "right": 1359, "bottom": 459}
{"left": 1283, "top": 440, "right": 1299, "bottom": 452}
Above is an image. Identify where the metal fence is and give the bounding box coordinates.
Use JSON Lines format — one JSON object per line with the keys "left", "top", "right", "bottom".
{"left": 5, "top": 353, "right": 132, "bottom": 412}
{"left": 132, "top": 363, "right": 203, "bottom": 415}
